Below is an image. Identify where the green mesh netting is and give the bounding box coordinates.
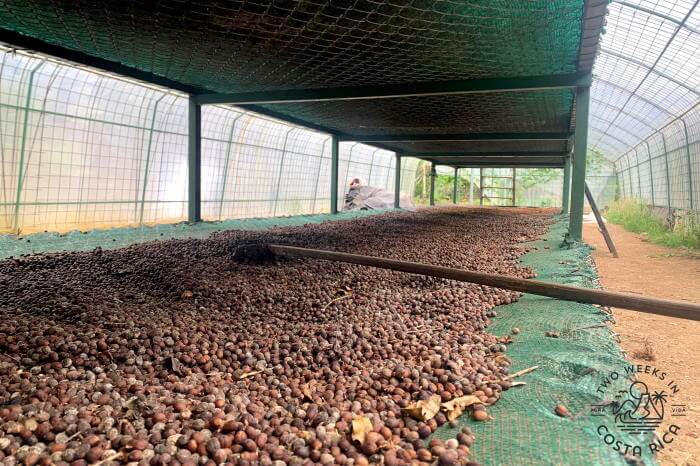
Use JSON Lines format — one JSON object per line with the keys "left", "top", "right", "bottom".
{"left": 0, "top": 1, "right": 585, "bottom": 93}
{"left": 0, "top": 209, "right": 394, "bottom": 260}
{"left": 434, "top": 218, "right": 656, "bottom": 466}
{"left": 0, "top": 211, "right": 654, "bottom": 465}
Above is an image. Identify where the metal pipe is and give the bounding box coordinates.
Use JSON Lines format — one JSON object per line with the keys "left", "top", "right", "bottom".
{"left": 394, "top": 154, "right": 401, "bottom": 208}
{"left": 268, "top": 244, "right": 700, "bottom": 321}
{"left": 429, "top": 163, "right": 436, "bottom": 206}
{"left": 187, "top": 96, "right": 202, "bottom": 223}
{"left": 330, "top": 135, "right": 339, "bottom": 214}
{"left": 452, "top": 167, "right": 458, "bottom": 204}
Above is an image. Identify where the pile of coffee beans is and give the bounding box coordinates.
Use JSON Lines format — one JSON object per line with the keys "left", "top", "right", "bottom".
{"left": 0, "top": 207, "right": 553, "bottom": 465}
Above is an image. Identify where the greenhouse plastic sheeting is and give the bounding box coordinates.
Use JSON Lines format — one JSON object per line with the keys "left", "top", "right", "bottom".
{"left": 434, "top": 219, "right": 656, "bottom": 466}
{"left": 0, "top": 47, "right": 418, "bottom": 234}
{"left": 589, "top": 0, "right": 700, "bottom": 211}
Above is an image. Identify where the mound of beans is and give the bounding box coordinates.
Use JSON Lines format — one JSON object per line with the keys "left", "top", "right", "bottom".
{"left": 0, "top": 207, "right": 553, "bottom": 465}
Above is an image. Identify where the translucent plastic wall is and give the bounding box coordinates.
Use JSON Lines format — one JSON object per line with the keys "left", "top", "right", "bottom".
{"left": 589, "top": 0, "right": 700, "bottom": 212}
{"left": 0, "top": 49, "right": 415, "bottom": 233}
{"left": 614, "top": 104, "right": 700, "bottom": 211}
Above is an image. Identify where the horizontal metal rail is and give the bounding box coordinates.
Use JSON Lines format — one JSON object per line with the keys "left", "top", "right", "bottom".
{"left": 195, "top": 73, "right": 592, "bottom": 105}
{"left": 268, "top": 245, "right": 700, "bottom": 321}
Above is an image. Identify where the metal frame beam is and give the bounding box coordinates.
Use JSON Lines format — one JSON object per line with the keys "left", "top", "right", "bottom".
{"left": 435, "top": 162, "right": 565, "bottom": 169}
{"left": 1, "top": 31, "right": 202, "bottom": 95}
{"left": 405, "top": 151, "right": 567, "bottom": 158}
{"left": 394, "top": 154, "right": 401, "bottom": 209}
{"left": 569, "top": 86, "right": 591, "bottom": 241}
{"left": 561, "top": 155, "right": 572, "bottom": 213}
{"left": 414, "top": 156, "right": 566, "bottom": 164}
{"left": 330, "top": 135, "right": 339, "bottom": 214}
{"left": 188, "top": 96, "right": 202, "bottom": 223}
{"left": 429, "top": 163, "right": 436, "bottom": 206}
{"left": 453, "top": 167, "right": 459, "bottom": 204}
{"left": 340, "top": 132, "right": 572, "bottom": 143}
{"left": 194, "top": 73, "right": 592, "bottom": 105}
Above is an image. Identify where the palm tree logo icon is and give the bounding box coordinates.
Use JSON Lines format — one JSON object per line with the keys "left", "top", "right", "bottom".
{"left": 612, "top": 381, "right": 667, "bottom": 433}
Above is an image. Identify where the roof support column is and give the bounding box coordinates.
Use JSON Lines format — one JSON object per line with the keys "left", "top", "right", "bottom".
{"left": 330, "top": 135, "right": 339, "bottom": 214}
{"left": 569, "top": 85, "right": 590, "bottom": 241}
{"left": 453, "top": 168, "right": 459, "bottom": 204}
{"left": 188, "top": 96, "right": 202, "bottom": 223}
{"left": 429, "top": 163, "right": 436, "bottom": 207}
{"left": 561, "top": 155, "right": 571, "bottom": 213}
{"left": 394, "top": 153, "right": 401, "bottom": 209}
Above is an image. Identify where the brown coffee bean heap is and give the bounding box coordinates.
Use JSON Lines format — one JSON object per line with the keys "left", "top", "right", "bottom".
{"left": 0, "top": 207, "right": 553, "bottom": 465}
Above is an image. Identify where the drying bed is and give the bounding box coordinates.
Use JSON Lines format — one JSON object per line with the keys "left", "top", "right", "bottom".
{"left": 0, "top": 208, "right": 649, "bottom": 465}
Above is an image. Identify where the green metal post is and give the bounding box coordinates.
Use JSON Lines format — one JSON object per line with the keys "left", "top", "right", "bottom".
{"left": 429, "top": 163, "right": 436, "bottom": 206}
{"left": 12, "top": 60, "right": 45, "bottom": 232}
{"left": 661, "top": 134, "right": 671, "bottom": 210}
{"left": 139, "top": 94, "right": 166, "bottom": 225}
{"left": 394, "top": 153, "right": 401, "bottom": 209}
{"left": 469, "top": 168, "right": 474, "bottom": 204}
{"left": 645, "top": 141, "right": 655, "bottom": 206}
{"left": 188, "top": 95, "right": 202, "bottom": 223}
{"left": 330, "top": 135, "right": 339, "bottom": 214}
{"left": 569, "top": 85, "right": 590, "bottom": 241}
{"left": 681, "top": 118, "right": 694, "bottom": 209}
{"left": 452, "top": 167, "right": 458, "bottom": 204}
{"left": 561, "top": 155, "right": 571, "bottom": 213}
{"left": 634, "top": 149, "right": 642, "bottom": 199}
{"left": 479, "top": 168, "right": 484, "bottom": 206}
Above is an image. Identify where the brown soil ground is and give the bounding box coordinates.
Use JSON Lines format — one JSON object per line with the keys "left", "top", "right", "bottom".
{"left": 584, "top": 221, "right": 700, "bottom": 466}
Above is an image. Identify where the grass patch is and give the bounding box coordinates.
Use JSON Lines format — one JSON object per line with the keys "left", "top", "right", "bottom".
{"left": 605, "top": 199, "right": 700, "bottom": 250}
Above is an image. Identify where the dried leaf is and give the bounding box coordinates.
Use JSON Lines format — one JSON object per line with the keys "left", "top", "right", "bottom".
{"left": 441, "top": 395, "right": 481, "bottom": 421}
{"left": 351, "top": 416, "right": 373, "bottom": 444}
{"left": 403, "top": 394, "right": 441, "bottom": 421}
{"left": 238, "top": 370, "right": 262, "bottom": 379}
{"left": 494, "top": 354, "right": 512, "bottom": 366}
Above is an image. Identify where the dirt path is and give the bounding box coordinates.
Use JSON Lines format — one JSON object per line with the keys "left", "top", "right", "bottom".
{"left": 584, "top": 220, "right": 700, "bottom": 466}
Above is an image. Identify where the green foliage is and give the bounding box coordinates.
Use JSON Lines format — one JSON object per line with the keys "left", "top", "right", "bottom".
{"left": 606, "top": 199, "right": 700, "bottom": 250}
{"left": 413, "top": 161, "right": 477, "bottom": 204}
{"left": 518, "top": 168, "right": 559, "bottom": 189}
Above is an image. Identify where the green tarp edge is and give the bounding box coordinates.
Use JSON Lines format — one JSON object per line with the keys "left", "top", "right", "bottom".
{"left": 434, "top": 216, "right": 656, "bottom": 465}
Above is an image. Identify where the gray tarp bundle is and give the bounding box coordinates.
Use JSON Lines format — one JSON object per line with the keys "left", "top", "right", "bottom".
{"left": 343, "top": 184, "right": 415, "bottom": 211}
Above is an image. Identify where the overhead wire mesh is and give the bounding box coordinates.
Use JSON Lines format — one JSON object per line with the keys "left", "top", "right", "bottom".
{"left": 590, "top": 0, "right": 700, "bottom": 211}
{"left": 0, "top": 0, "right": 588, "bottom": 93}
{"left": 0, "top": 47, "right": 415, "bottom": 233}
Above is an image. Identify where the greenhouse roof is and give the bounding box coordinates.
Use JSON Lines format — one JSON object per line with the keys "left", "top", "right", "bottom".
{"left": 589, "top": 0, "right": 700, "bottom": 160}
{"left": 0, "top": 0, "right": 607, "bottom": 167}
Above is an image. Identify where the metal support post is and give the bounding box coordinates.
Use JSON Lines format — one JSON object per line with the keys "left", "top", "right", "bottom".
{"left": 645, "top": 141, "right": 655, "bottom": 206}
{"left": 479, "top": 168, "right": 484, "bottom": 206}
{"left": 452, "top": 167, "right": 458, "bottom": 204}
{"left": 681, "top": 118, "right": 694, "bottom": 209}
{"left": 330, "top": 135, "right": 339, "bottom": 214}
{"left": 561, "top": 154, "right": 571, "bottom": 213}
{"left": 511, "top": 167, "right": 516, "bottom": 206}
{"left": 661, "top": 133, "right": 671, "bottom": 211}
{"left": 188, "top": 95, "right": 202, "bottom": 223}
{"left": 429, "top": 163, "right": 436, "bottom": 206}
{"left": 469, "top": 168, "right": 474, "bottom": 204}
{"left": 394, "top": 153, "right": 401, "bottom": 209}
{"left": 569, "top": 85, "right": 590, "bottom": 241}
